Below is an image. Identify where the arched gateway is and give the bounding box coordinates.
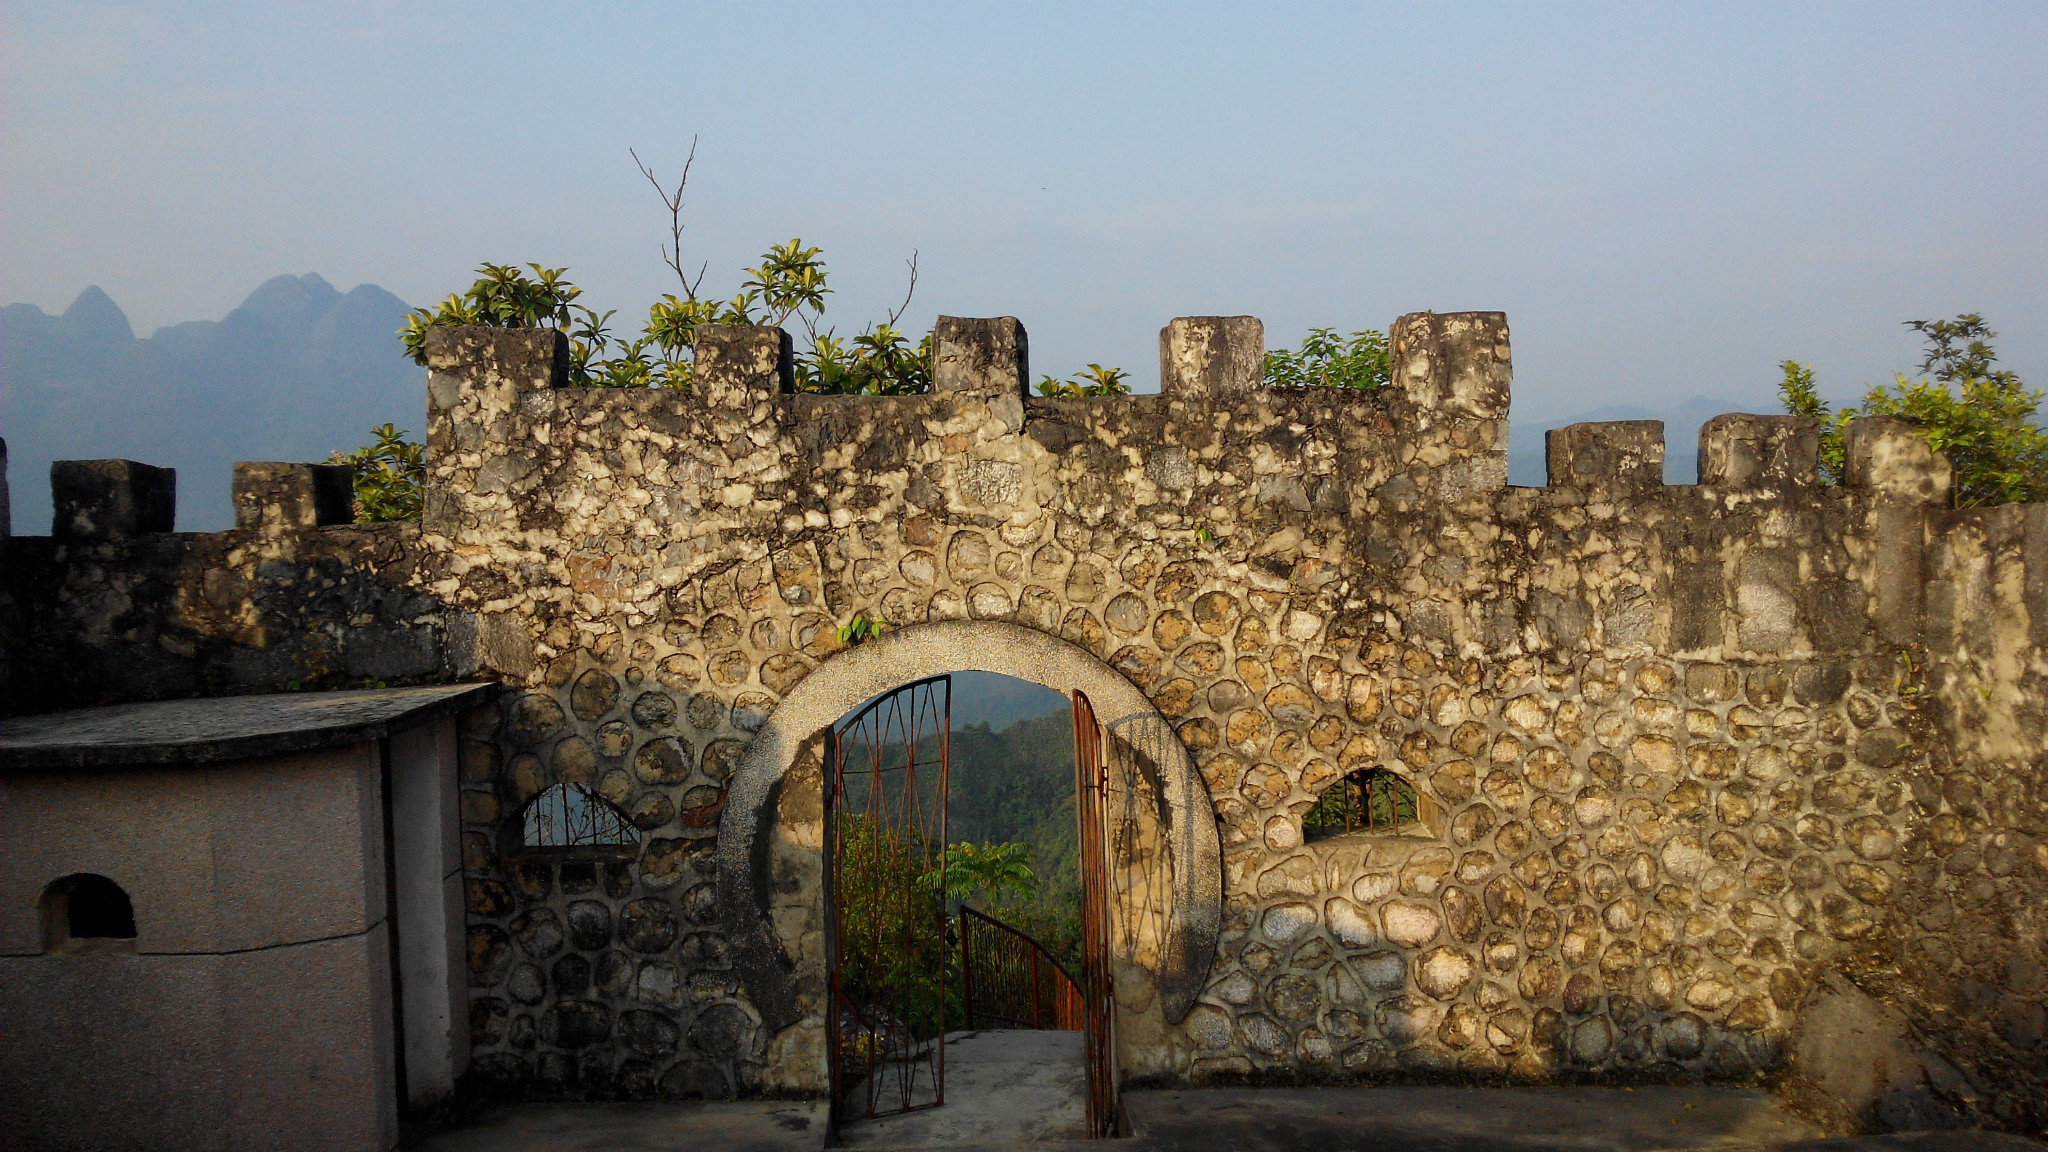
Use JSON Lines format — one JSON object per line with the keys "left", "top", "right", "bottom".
{"left": 714, "top": 620, "right": 1223, "bottom": 1092}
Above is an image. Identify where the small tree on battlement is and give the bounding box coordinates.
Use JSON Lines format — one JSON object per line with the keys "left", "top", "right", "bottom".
{"left": 397, "top": 140, "right": 936, "bottom": 396}
{"left": 1263, "top": 327, "right": 1391, "bottom": 390}
{"left": 329, "top": 423, "right": 424, "bottom": 523}
{"left": 1780, "top": 313, "right": 2048, "bottom": 506}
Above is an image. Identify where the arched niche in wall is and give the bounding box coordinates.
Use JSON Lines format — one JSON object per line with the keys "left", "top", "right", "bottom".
{"left": 40, "top": 873, "right": 138, "bottom": 954}
{"left": 1301, "top": 765, "right": 1444, "bottom": 844}
{"left": 714, "top": 620, "right": 1222, "bottom": 1050}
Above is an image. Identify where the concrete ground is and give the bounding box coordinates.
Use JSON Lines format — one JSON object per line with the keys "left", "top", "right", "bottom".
{"left": 1129, "top": 1085, "right": 1818, "bottom": 1151}
{"left": 840, "top": 1029, "right": 1089, "bottom": 1147}
{"left": 406, "top": 1068, "right": 2042, "bottom": 1152}
{"left": 405, "top": 1098, "right": 826, "bottom": 1152}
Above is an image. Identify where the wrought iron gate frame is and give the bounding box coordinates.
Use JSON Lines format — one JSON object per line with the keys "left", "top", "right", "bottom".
{"left": 1072, "top": 688, "right": 1120, "bottom": 1138}
{"left": 824, "top": 672, "right": 951, "bottom": 1135}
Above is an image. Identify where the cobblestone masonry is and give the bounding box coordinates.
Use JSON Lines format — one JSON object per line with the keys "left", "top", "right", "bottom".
{"left": 2, "top": 312, "right": 2042, "bottom": 1129}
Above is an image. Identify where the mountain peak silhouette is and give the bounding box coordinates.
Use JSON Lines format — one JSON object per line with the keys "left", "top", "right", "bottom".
{"left": 59, "top": 285, "right": 134, "bottom": 344}
{"left": 3, "top": 275, "right": 423, "bottom": 532}
{"left": 233, "top": 272, "right": 344, "bottom": 328}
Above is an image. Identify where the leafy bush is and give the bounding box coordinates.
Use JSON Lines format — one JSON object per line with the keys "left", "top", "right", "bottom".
{"left": 397, "top": 145, "right": 1154, "bottom": 400}
{"left": 328, "top": 423, "right": 425, "bottom": 523}
{"left": 1035, "top": 364, "right": 1131, "bottom": 398}
{"left": 397, "top": 249, "right": 867, "bottom": 392}
{"left": 1263, "top": 327, "right": 1391, "bottom": 390}
{"left": 800, "top": 324, "right": 932, "bottom": 396}
{"left": 1780, "top": 314, "right": 2048, "bottom": 506}
{"left": 833, "top": 811, "right": 949, "bottom": 1042}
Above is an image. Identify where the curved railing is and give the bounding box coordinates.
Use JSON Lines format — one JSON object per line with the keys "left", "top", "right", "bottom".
{"left": 958, "top": 906, "right": 1084, "bottom": 1031}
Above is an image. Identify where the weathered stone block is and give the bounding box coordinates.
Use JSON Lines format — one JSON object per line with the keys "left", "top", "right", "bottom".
{"left": 1391, "top": 311, "right": 1510, "bottom": 420}
{"left": 1870, "top": 505, "right": 1926, "bottom": 647}
{"left": 422, "top": 325, "right": 570, "bottom": 533}
{"left": 1160, "top": 316, "right": 1262, "bottom": 400}
{"left": 1697, "top": 413, "right": 1819, "bottom": 488}
{"left": 2027, "top": 503, "right": 2048, "bottom": 654}
{"left": 424, "top": 324, "right": 568, "bottom": 389}
{"left": 1545, "top": 422, "right": 1665, "bottom": 491}
{"left": 50, "top": 458, "right": 175, "bottom": 537}
{"left": 933, "top": 315, "right": 1028, "bottom": 403}
{"left": 694, "top": 324, "right": 794, "bottom": 405}
{"left": 232, "top": 462, "right": 355, "bottom": 531}
{"left": 1845, "top": 416, "right": 1951, "bottom": 504}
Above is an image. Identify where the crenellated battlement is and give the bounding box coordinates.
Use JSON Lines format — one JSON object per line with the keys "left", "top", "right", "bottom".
{"left": 3, "top": 308, "right": 2042, "bottom": 1121}
{"left": 12, "top": 309, "right": 2036, "bottom": 680}
{"left": 17, "top": 309, "right": 2012, "bottom": 539}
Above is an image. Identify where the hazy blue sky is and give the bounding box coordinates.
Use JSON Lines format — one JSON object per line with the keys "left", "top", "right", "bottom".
{"left": 5, "top": 1, "right": 2045, "bottom": 424}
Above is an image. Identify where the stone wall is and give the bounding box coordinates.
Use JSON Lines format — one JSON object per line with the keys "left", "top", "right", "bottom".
{"left": 2, "top": 312, "right": 2041, "bottom": 1130}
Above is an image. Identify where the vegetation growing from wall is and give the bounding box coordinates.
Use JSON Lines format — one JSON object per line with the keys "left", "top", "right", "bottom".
{"left": 327, "top": 422, "right": 424, "bottom": 523}
{"left": 1780, "top": 313, "right": 2048, "bottom": 506}
{"left": 1036, "top": 364, "right": 1132, "bottom": 398}
{"left": 1263, "top": 327, "right": 1391, "bottom": 390}
{"left": 393, "top": 143, "right": 943, "bottom": 396}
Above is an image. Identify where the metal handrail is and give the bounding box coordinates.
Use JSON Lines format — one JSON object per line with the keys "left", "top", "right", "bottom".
{"left": 958, "top": 905, "right": 1084, "bottom": 1031}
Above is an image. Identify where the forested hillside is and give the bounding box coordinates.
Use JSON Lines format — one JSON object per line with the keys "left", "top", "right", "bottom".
{"left": 947, "top": 711, "right": 1080, "bottom": 906}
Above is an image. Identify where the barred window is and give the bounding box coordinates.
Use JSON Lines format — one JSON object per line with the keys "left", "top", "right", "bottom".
{"left": 520, "top": 783, "right": 641, "bottom": 851}
{"left": 1303, "top": 767, "right": 1428, "bottom": 840}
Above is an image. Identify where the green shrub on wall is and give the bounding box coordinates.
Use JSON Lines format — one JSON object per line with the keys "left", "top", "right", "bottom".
{"left": 1780, "top": 313, "right": 2048, "bottom": 506}
{"left": 329, "top": 422, "right": 424, "bottom": 523}
{"left": 1264, "top": 327, "right": 1391, "bottom": 390}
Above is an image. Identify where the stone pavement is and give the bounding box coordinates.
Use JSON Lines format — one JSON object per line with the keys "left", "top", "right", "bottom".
{"left": 404, "top": 1081, "right": 2044, "bottom": 1152}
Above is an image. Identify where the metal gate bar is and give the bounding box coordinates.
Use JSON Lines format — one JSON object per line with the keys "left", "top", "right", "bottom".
{"left": 826, "top": 673, "right": 951, "bottom": 1133}
{"left": 1072, "top": 689, "right": 1119, "bottom": 1138}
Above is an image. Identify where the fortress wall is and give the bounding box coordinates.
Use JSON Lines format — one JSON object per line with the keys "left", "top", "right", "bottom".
{"left": 2, "top": 314, "right": 2040, "bottom": 1126}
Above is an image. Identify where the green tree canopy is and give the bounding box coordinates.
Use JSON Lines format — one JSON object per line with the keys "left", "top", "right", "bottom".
{"left": 1264, "top": 327, "right": 1391, "bottom": 390}
{"left": 1779, "top": 313, "right": 2047, "bottom": 507}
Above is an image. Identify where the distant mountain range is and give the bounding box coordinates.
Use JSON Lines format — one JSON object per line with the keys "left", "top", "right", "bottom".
{"left": 1, "top": 274, "right": 425, "bottom": 532}
{"left": 946, "top": 670, "right": 1070, "bottom": 732}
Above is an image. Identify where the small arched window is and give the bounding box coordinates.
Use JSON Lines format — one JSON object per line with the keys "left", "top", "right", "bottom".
{"left": 40, "top": 874, "right": 138, "bottom": 954}
{"left": 511, "top": 783, "right": 641, "bottom": 858}
{"left": 1304, "top": 768, "right": 1434, "bottom": 841}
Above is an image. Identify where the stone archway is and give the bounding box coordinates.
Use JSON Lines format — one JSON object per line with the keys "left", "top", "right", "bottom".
{"left": 714, "top": 619, "right": 1222, "bottom": 1090}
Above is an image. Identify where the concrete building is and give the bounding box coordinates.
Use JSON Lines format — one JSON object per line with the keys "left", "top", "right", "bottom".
{"left": 0, "top": 684, "right": 489, "bottom": 1152}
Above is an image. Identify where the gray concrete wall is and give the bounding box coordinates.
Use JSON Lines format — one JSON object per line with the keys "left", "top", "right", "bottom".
{"left": 0, "top": 742, "right": 401, "bottom": 1151}
{"left": 390, "top": 714, "right": 471, "bottom": 1109}
{"left": 0, "top": 744, "right": 385, "bottom": 955}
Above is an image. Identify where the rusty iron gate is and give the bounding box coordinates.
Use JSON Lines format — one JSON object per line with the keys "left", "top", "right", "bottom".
{"left": 1071, "top": 689, "right": 1119, "bottom": 1138}
{"left": 826, "top": 674, "right": 951, "bottom": 1132}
